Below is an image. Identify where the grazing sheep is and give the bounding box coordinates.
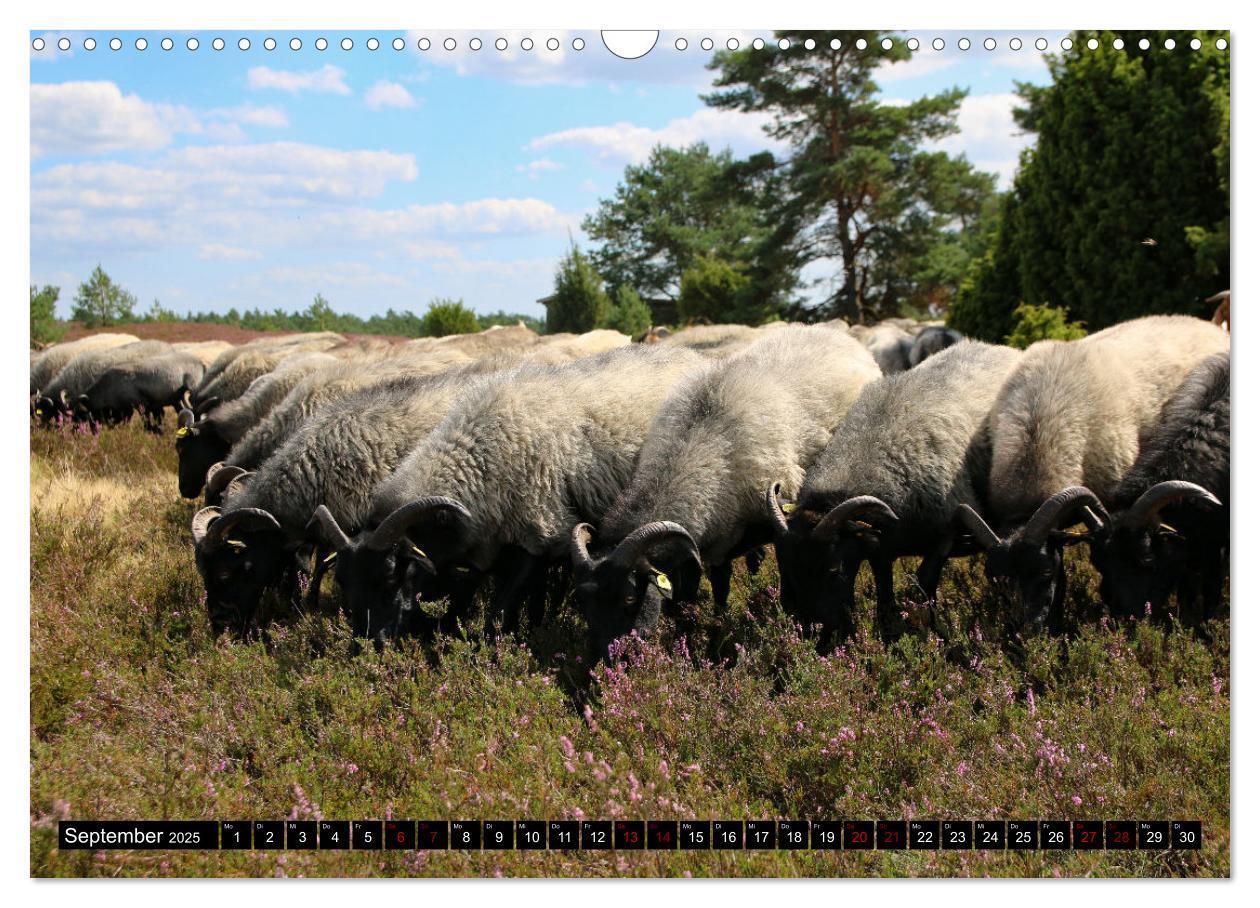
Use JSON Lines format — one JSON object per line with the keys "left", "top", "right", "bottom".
{"left": 570, "top": 325, "right": 881, "bottom": 658}
{"left": 850, "top": 323, "right": 914, "bottom": 374}
{"left": 190, "top": 366, "right": 498, "bottom": 637}
{"left": 195, "top": 332, "right": 342, "bottom": 400}
{"left": 36, "top": 340, "right": 173, "bottom": 422}
{"left": 201, "top": 344, "right": 486, "bottom": 497}
{"left": 526, "top": 329, "right": 630, "bottom": 364}
{"left": 767, "top": 341, "right": 1022, "bottom": 642}
{"left": 1088, "top": 352, "right": 1229, "bottom": 625}
{"left": 312, "top": 345, "right": 707, "bottom": 646}
{"left": 908, "top": 325, "right": 964, "bottom": 367}
{"left": 954, "top": 315, "right": 1229, "bottom": 637}
{"left": 174, "top": 352, "right": 341, "bottom": 497}
{"left": 78, "top": 350, "right": 207, "bottom": 431}
{"left": 31, "top": 333, "right": 140, "bottom": 396}
{"left": 428, "top": 323, "right": 539, "bottom": 357}
{"left": 173, "top": 341, "right": 235, "bottom": 366}
{"left": 325, "top": 336, "right": 401, "bottom": 358}
{"left": 192, "top": 335, "right": 344, "bottom": 411}
{"left": 659, "top": 324, "right": 760, "bottom": 358}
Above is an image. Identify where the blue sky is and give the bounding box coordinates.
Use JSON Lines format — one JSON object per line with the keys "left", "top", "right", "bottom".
{"left": 30, "top": 30, "right": 1054, "bottom": 320}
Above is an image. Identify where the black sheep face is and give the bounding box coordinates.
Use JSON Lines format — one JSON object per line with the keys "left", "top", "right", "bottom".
{"left": 570, "top": 522, "right": 701, "bottom": 664}
{"left": 194, "top": 529, "right": 290, "bottom": 638}
{"left": 575, "top": 560, "right": 673, "bottom": 664}
{"left": 331, "top": 541, "right": 437, "bottom": 645}
{"left": 981, "top": 534, "right": 1068, "bottom": 638}
{"left": 175, "top": 425, "right": 230, "bottom": 499}
{"left": 1090, "top": 525, "right": 1186, "bottom": 621}
{"left": 774, "top": 514, "right": 871, "bottom": 642}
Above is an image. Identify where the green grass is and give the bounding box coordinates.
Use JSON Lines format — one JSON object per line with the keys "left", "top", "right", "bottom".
{"left": 30, "top": 418, "right": 1230, "bottom": 877}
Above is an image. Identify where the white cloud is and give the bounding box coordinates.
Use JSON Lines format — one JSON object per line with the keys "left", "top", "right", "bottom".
{"left": 265, "top": 262, "right": 408, "bottom": 288}
{"left": 875, "top": 52, "right": 961, "bottom": 84}
{"left": 401, "top": 241, "right": 463, "bottom": 261}
{"left": 215, "top": 104, "right": 290, "bottom": 128}
{"left": 31, "top": 82, "right": 291, "bottom": 158}
{"left": 364, "top": 80, "right": 417, "bottom": 110}
{"left": 32, "top": 141, "right": 571, "bottom": 261}
{"left": 247, "top": 64, "right": 351, "bottom": 95}
{"left": 199, "top": 244, "right": 262, "bottom": 261}
{"left": 516, "top": 157, "right": 564, "bottom": 179}
{"left": 433, "top": 256, "right": 556, "bottom": 282}
{"left": 30, "top": 81, "right": 195, "bottom": 158}
{"left": 930, "top": 92, "right": 1034, "bottom": 187}
{"left": 528, "top": 107, "right": 781, "bottom": 166}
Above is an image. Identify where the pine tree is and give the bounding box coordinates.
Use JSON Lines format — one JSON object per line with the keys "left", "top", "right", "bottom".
{"left": 951, "top": 30, "right": 1229, "bottom": 339}
{"left": 545, "top": 241, "right": 611, "bottom": 334}
{"left": 71, "top": 265, "right": 137, "bottom": 327}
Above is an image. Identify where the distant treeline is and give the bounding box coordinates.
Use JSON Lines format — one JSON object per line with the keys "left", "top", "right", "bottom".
{"left": 31, "top": 275, "right": 543, "bottom": 346}
{"left": 166, "top": 297, "right": 544, "bottom": 337}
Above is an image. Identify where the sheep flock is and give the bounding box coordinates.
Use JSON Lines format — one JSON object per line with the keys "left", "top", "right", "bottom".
{"left": 31, "top": 314, "right": 1230, "bottom": 658}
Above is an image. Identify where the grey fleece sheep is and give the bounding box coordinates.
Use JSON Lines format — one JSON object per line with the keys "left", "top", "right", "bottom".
{"left": 195, "top": 331, "right": 343, "bottom": 398}
{"left": 192, "top": 335, "right": 344, "bottom": 410}
{"left": 37, "top": 340, "right": 173, "bottom": 420}
{"left": 428, "top": 323, "right": 539, "bottom": 357}
{"left": 572, "top": 324, "right": 881, "bottom": 655}
{"left": 850, "top": 323, "right": 914, "bottom": 374}
{"left": 31, "top": 333, "right": 139, "bottom": 395}
{"left": 908, "top": 325, "right": 964, "bottom": 367}
{"left": 173, "top": 341, "right": 235, "bottom": 366}
{"left": 312, "top": 344, "right": 707, "bottom": 645}
{"left": 1088, "top": 351, "right": 1229, "bottom": 624}
{"left": 174, "top": 352, "right": 341, "bottom": 498}
{"left": 79, "top": 350, "right": 207, "bottom": 431}
{"left": 190, "top": 366, "right": 496, "bottom": 637}
{"left": 207, "top": 344, "right": 492, "bottom": 493}
{"left": 527, "top": 329, "right": 630, "bottom": 363}
{"left": 659, "top": 324, "right": 760, "bottom": 358}
{"left": 768, "top": 340, "right": 1022, "bottom": 641}
{"left": 955, "top": 315, "right": 1230, "bottom": 637}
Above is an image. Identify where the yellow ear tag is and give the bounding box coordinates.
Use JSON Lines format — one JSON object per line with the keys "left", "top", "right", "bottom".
{"left": 781, "top": 502, "right": 797, "bottom": 513}
{"left": 322, "top": 551, "right": 338, "bottom": 564}
{"left": 175, "top": 427, "right": 190, "bottom": 439}
{"left": 655, "top": 573, "right": 672, "bottom": 592}
{"left": 411, "top": 544, "right": 428, "bottom": 559}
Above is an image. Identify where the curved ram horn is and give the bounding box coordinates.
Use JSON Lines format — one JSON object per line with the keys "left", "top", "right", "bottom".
{"left": 813, "top": 496, "right": 899, "bottom": 542}
{"left": 59, "top": 388, "right": 71, "bottom": 409}
{"left": 367, "top": 496, "right": 474, "bottom": 552}
{"left": 1023, "top": 486, "right": 1110, "bottom": 546}
{"left": 194, "top": 396, "right": 220, "bottom": 417}
{"left": 205, "top": 463, "right": 247, "bottom": 500}
{"left": 177, "top": 408, "right": 196, "bottom": 431}
{"left": 191, "top": 506, "right": 221, "bottom": 546}
{"left": 180, "top": 388, "right": 193, "bottom": 411}
{"left": 223, "top": 473, "right": 253, "bottom": 502}
{"left": 570, "top": 523, "right": 597, "bottom": 574}
{"left": 1121, "top": 480, "right": 1221, "bottom": 530}
{"left": 608, "top": 521, "right": 700, "bottom": 571}
{"left": 310, "top": 504, "right": 352, "bottom": 552}
{"left": 206, "top": 507, "right": 282, "bottom": 546}
{"left": 766, "top": 482, "right": 790, "bottom": 538}
{"left": 953, "top": 504, "right": 1001, "bottom": 551}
